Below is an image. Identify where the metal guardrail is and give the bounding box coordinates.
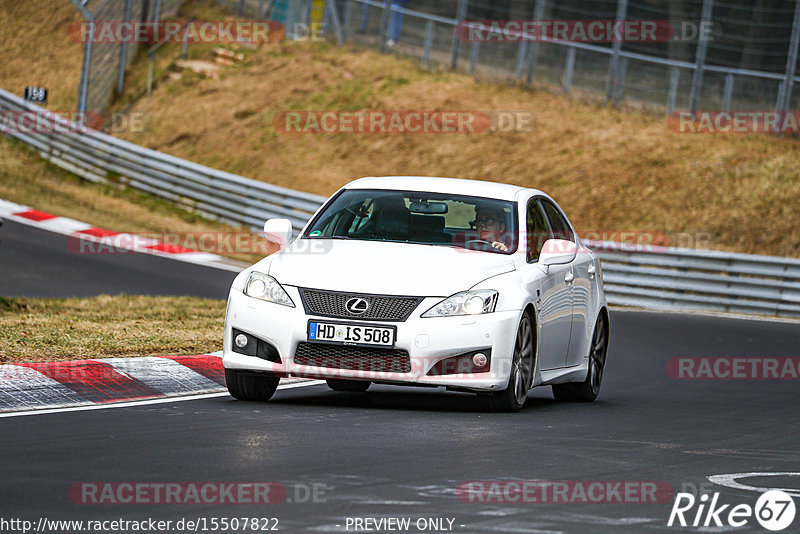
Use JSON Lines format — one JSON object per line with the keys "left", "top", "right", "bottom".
{"left": 2, "top": 87, "right": 800, "bottom": 318}
{"left": 0, "top": 88, "right": 324, "bottom": 234}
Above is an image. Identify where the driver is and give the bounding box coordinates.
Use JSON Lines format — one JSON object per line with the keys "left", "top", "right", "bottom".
{"left": 474, "top": 204, "right": 509, "bottom": 252}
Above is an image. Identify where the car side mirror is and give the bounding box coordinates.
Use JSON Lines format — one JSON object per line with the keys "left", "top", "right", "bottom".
{"left": 263, "top": 219, "right": 293, "bottom": 250}
{"left": 540, "top": 239, "right": 577, "bottom": 268}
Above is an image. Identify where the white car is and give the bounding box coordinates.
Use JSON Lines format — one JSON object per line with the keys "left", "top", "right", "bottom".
{"left": 223, "top": 176, "right": 609, "bottom": 411}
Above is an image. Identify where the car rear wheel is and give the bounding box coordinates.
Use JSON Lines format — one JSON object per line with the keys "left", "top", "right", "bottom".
{"left": 552, "top": 313, "right": 608, "bottom": 402}
{"left": 488, "top": 313, "right": 534, "bottom": 412}
{"left": 326, "top": 379, "right": 371, "bottom": 392}
{"left": 225, "top": 369, "right": 280, "bottom": 401}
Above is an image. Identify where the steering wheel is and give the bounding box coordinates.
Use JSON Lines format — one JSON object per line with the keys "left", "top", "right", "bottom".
{"left": 465, "top": 239, "right": 492, "bottom": 245}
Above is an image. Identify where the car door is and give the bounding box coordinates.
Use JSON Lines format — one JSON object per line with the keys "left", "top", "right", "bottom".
{"left": 540, "top": 198, "right": 589, "bottom": 368}
{"left": 524, "top": 198, "right": 573, "bottom": 370}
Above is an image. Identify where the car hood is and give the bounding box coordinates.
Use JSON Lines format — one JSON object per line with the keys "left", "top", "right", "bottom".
{"left": 267, "top": 239, "right": 516, "bottom": 297}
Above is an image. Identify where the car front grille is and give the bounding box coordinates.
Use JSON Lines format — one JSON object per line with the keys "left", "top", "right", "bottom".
{"left": 294, "top": 342, "right": 411, "bottom": 373}
{"left": 299, "top": 288, "right": 422, "bottom": 322}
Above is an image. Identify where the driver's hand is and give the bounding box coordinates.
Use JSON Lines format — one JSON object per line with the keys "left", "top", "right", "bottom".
{"left": 491, "top": 241, "right": 508, "bottom": 252}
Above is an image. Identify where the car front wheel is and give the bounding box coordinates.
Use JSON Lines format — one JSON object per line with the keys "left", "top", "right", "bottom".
{"left": 225, "top": 369, "right": 280, "bottom": 401}
{"left": 487, "top": 313, "right": 534, "bottom": 412}
{"left": 552, "top": 313, "right": 608, "bottom": 402}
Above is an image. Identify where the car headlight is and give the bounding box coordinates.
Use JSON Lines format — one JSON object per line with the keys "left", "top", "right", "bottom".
{"left": 243, "top": 272, "right": 295, "bottom": 307}
{"left": 421, "top": 290, "right": 498, "bottom": 318}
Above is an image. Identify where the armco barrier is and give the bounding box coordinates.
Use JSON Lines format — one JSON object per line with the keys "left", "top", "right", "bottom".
{"left": 0, "top": 88, "right": 325, "bottom": 233}
{"left": 2, "top": 88, "right": 799, "bottom": 318}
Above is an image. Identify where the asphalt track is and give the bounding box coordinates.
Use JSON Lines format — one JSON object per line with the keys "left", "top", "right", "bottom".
{"left": 2, "top": 216, "right": 800, "bottom": 533}
{"left": 0, "top": 220, "right": 236, "bottom": 298}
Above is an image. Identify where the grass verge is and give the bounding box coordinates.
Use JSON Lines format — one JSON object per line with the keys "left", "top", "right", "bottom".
{"left": 0, "top": 294, "right": 225, "bottom": 363}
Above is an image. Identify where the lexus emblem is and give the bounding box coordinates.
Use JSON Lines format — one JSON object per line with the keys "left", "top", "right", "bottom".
{"left": 345, "top": 297, "right": 370, "bottom": 315}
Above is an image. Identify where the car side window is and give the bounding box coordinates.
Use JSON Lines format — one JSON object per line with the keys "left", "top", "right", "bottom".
{"left": 526, "top": 199, "right": 550, "bottom": 263}
{"left": 540, "top": 199, "right": 575, "bottom": 242}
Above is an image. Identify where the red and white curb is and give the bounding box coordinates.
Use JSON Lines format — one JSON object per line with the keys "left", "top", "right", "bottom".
{"left": 0, "top": 198, "right": 244, "bottom": 272}
{"left": 0, "top": 352, "right": 314, "bottom": 414}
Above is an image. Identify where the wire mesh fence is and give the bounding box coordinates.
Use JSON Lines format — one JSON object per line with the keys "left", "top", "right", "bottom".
{"left": 68, "top": 0, "right": 183, "bottom": 121}
{"left": 64, "top": 0, "right": 800, "bottom": 120}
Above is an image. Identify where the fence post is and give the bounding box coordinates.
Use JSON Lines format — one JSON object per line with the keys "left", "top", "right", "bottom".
{"left": 778, "top": 0, "right": 800, "bottom": 113}
{"left": 689, "top": 0, "right": 714, "bottom": 115}
{"left": 667, "top": 67, "right": 679, "bottom": 113}
{"left": 78, "top": 24, "right": 94, "bottom": 121}
{"left": 182, "top": 21, "right": 191, "bottom": 59}
{"left": 423, "top": 20, "right": 434, "bottom": 67}
{"left": 722, "top": 74, "right": 734, "bottom": 112}
{"left": 343, "top": 0, "right": 352, "bottom": 41}
{"left": 116, "top": 0, "right": 133, "bottom": 95}
{"left": 515, "top": 40, "right": 528, "bottom": 79}
{"left": 153, "top": 0, "right": 162, "bottom": 23}
{"left": 468, "top": 40, "right": 479, "bottom": 74}
{"left": 325, "top": 0, "right": 344, "bottom": 45}
{"left": 615, "top": 57, "right": 627, "bottom": 101}
{"left": 379, "top": 0, "right": 392, "bottom": 52}
{"left": 606, "top": 0, "right": 628, "bottom": 101}
{"left": 563, "top": 47, "right": 576, "bottom": 94}
{"left": 525, "top": 0, "right": 546, "bottom": 85}
{"left": 450, "top": 0, "right": 468, "bottom": 70}
{"left": 147, "top": 53, "right": 155, "bottom": 95}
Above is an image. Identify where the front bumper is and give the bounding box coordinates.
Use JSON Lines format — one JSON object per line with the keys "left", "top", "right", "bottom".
{"left": 222, "top": 287, "right": 521, "bottom": 391}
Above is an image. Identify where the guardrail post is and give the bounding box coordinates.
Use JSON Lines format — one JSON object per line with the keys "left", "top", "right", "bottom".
{"left": 422, "top": 20, "right": 434, "bottom": 66}
{"left": 722, "top": 74, "right": 734, "bottom": 112}
{"left": 606, "top": 0, "right": 628, "bottom": 101}
{"left": 778, "top": 0, "right": 800, "bottom": 113}
{"left": 468, "top": 40, "right": 479, "bottom": 74}
{"left": 689, "top": 0, "right": 714, "bottom": 116}
{"left": 525, "top": 0, "right": 546, "bottom": 85}
{"left": 667, "top": 67, "right": 679, "bottom": 113}
{"left": 116, "top": 0, "right": 133, "bottom": 95}
{"left": 563, "top": 47, "right": 576, "bottom": 94}
{"left": 450, "top": 0, "right": 468, "bottom": 70}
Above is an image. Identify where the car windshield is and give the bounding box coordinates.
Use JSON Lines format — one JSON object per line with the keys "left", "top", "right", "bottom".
{"left": 303, "top": 189, "right": 518, "bottom": 254}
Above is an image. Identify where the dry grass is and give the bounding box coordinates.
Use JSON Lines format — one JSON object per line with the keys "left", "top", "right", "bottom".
{"left": 117, "top": 32, "right": 800, "bottom": 257}
{"left": 0, "top": 294, "right": 225, "bottom": 363}
{"left": 0, "top": 0, "right": 83, "bottom": 111}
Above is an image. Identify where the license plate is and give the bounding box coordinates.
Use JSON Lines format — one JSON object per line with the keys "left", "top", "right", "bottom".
{"left": 307, "top": 321, "right": 395, "bottom": 348}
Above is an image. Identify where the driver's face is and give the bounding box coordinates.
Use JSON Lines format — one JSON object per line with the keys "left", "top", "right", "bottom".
{"left": 475, "top": 209, "right": 505, "bottom": 242}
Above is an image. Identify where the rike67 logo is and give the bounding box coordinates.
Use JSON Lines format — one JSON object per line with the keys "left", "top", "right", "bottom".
{"left": 668, "top": 490, "right": 796, "bottom": 531}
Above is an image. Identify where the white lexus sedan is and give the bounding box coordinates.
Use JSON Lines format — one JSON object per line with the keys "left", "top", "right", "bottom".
{"left": 223, "top": 176, "right": 609, "bottom": 411}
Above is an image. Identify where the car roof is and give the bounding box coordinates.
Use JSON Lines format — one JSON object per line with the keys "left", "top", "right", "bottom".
{"left": 345, "top": 176, "right": 542, "bottom": 202}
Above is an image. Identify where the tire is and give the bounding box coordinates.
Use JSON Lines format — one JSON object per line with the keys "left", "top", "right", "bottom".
{"left": 552, "top": 312, "right": 608, "bottom": 402}
{"left": 326, "top": 379, "right": 371, "bottom": 392}
{"left": 225, "top": 369, "right": 280, "bottom": 401}
{"left": 487, "top": 313, "right": 535, "bottom": 412}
